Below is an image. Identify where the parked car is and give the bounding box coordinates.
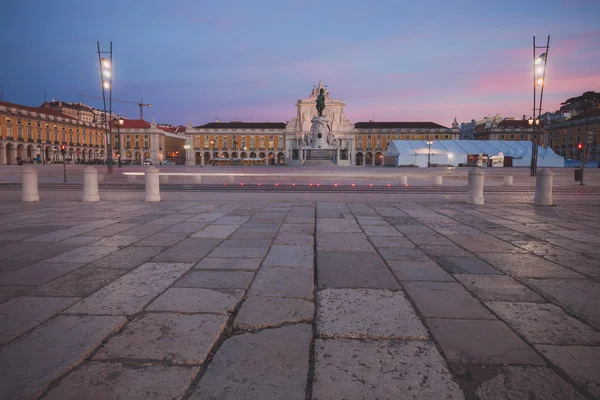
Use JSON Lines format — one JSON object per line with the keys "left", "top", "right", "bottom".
{"left": 143, "top": 160, "right": 153, "bottom": 165}
{"left": 163, "top": 160, "right": 175, "bottom": 165}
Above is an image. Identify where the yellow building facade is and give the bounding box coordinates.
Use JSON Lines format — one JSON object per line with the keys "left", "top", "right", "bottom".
{"left": 545, "top": 108, "right": 600, "bottom": 161}
{"left": 0, "top": 101, "right": 106, "bottom": 165}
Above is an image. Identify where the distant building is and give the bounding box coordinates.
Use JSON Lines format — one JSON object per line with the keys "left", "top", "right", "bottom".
{"left": 544, "top": 107, "right": 600, "bottom": 161}
{"left": 41, "top": 100, "right": 121, "bottom": 124}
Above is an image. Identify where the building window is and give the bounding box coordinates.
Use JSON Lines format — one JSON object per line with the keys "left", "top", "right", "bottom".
{"left": 17, "top": 126, "right": 23, "bottom": 139}
{"left": 36, "top": 121, "right": 41, "bottom": 127}
{"left": 520, "top": 134, "right": 525, "bottom": 139}
{"left": 126, "top": 140, "right": 131, "bottom": 148}
{"left": 510, "top": 135, "right": 514, "bottom": 139}
{"left": 500, "top": 135, "right": 505, "bottom": 139}
{"left": 27, "top": 127, "right": 33, "bottom": 139}
{"left": 17, "top": 118, "right": 22, "bottom": 125}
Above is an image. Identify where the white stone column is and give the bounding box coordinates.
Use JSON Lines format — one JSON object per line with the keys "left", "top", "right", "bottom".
{"left": 194, "top": 175, "right": 202, "bottom": 184}
{"left": 145, "top": 166, "right": 160, "bottom": 202}
{"left": 82, "top": 166, "right": 100, "bottom": 202}
{"left": 534, "top": 169, "right": 553, "bottom": 206}
{"left": 433, "top": 175, "right": 443, "bottom": 185}
{"left": 398, "top": 175, "right": 408, "bottom": 185}
{"left": 467, "top": 168, "right": 484, "bottom": 205}
{"left": 21, "top": 166, "right": 39, "bottom": 202}
{"left": 504, "top": 175, "right": 513, "bottom": 186}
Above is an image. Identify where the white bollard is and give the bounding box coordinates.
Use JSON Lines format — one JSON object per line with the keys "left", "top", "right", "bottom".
{"left": 503, "top": 175, "right": 513, "bottom": 186}
{"left": 433, "top": 176, "right": 443, "bottom": 186}
{"left": 398, "top": 175, "right": 408, "bottom": 185}
{"left": 193, "top": 175, "right": 202, "bottom": 184}
{"left": 21, "top": 166, "right": 39, "bottom": 202}
{"left": 159, "top": 174, "right": 169, "bottom": 184}
{"left": 127, "top": 174, "right": 136, "bottom": 183}
{"left": 145, "top": 166, "right": 161, "bottom": 202}
{"left": 226, "top": 175, "right": 234, "bottom": 184}
{"left": 534, "top": 169, "right": 553, "bottom": 206}
{"left": 467, "top": 168, "right": 484, "bottom": 205}
{"left": 97, "top": 173, "right": 105, "bottom": 183}
{"left": 82, "top": 166, "right": 100, "bottom": 202}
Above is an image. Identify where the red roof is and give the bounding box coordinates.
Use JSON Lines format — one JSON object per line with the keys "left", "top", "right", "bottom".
{"left": 0, "top": 100, "right": 76, "bottom": 120}
{"left": 110, "top": 119, "right": 151, "bottom": 129}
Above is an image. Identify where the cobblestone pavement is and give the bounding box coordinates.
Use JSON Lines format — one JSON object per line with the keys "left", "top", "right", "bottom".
{"left": 0, "top": 197, "right": 599, "bottom": 399}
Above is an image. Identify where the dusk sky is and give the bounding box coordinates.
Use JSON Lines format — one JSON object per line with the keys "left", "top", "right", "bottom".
{"left": 2, "top": 0, "right": 599, "bottom": 127}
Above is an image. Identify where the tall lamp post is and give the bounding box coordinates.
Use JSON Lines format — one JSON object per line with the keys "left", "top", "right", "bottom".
{"left": 530, "top": 35, "right": 550, "bottom": 177}
{"left": 210, "top": 140, "right": 215, "bottom": 166}
{"left": 426, "top": 140, "right": 433, "bottom": 168}
{"left": 97, "top": 41, "right": 114, "bottom": 174}
{"left": 113, "top": 117, "right": 124, "bottom": 167}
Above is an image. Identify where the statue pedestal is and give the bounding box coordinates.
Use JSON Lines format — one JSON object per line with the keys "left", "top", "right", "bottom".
{"left": 311, "top": 116, "right": 329, "bottom": 149}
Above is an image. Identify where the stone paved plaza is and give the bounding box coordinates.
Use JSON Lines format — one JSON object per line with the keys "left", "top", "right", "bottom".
{"left": 0, "top": 193, "right": 599, "bottom": 399}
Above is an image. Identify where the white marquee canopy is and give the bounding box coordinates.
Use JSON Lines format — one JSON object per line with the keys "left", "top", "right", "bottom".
{"left": 384, "top": 140, "right": 564, "bottom": 168}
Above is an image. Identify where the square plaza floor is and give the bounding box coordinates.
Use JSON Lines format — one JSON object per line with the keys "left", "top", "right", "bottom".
{"left": 0, "top": 195, "right": 599, "bottom": 400}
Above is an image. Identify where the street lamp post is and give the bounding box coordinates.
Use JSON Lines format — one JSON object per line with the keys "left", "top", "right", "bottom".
{"left": 210, "top": 140, "right": 215, "bottom": 166}
{"left": 530, "top": 35, "right": 550, "bottom": 177}
{"left": 113, "top": 117, "right": 124, "bottom": 167}
{"left": 426, "top": 140, "right": 433, "bottom": 168}
{"left": 97, "top": 41, "right": 114, "bottom": 174}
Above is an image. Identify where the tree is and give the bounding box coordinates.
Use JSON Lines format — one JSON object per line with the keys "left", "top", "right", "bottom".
{"left": 560, "top": 91, "right": 600, "bottom": 112}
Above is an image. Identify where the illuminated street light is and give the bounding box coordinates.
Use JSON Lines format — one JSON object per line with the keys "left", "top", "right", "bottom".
{"left": 530, "top": 36, "right": 550, "bottom": 177}
{"left": 535, "top": 53, "right": 546, "bottom": 64}
{"left": 536, "top": 77, "right": 544, "bottom": 86}
{"left": 103, "top": 81, "right": 110, "bottom": 89}
{"left": 536, "top": 66, "right": 544, "bottom": 74}
{"left": 101, "top": 58, "right": 111, "bottom": 69}
{"left": 426, "top": 140, "right": 433, "bottom": 168}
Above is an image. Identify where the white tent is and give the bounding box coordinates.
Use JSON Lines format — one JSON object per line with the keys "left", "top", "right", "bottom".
{"left": 385, "top": 140, "right": 564, "bottom": 168}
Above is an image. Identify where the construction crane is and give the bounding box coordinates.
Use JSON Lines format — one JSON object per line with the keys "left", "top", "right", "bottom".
{"left": 78, "top": 94, "right": 152, "bottom": 120}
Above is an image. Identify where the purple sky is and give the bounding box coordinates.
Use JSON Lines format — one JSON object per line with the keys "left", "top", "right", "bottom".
{"left": 2, "top": 0, "right": 599, "bottom": 127}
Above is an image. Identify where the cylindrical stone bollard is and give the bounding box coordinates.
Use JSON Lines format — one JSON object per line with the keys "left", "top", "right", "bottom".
{"left": 398, "top": 175, "right": 408, "bottom": 185}
{"left": 159, "top": 174, "right": 169, "bottom": 184}
{"left": 226, "top": 175, "right": 234, "bottom": 184}
{"left": 127, "top": 174, "right": 136, "bottom": 183}
{"left": 467, "top": 168, "right": 484, "bottom": 205}
{"left": 97, "top": 173, "right": 105, "bottom": 184}
{"left": 193, "top": 175, "right": 202, "bottom": 184}
{"left": 145, "top": 166, "right": 161, "bottom": 202}
{"left": 21, "top": 166, "right": 40, "bottom": 202}
{"left": 534, "top": 169, "right": 553, "bottom": 206}
{"left": 82, "top": 166, "right": 100, "bottom": 202}
{"left": 503, "top": 175, "right": 513, "bottom": 186}
{"left": 433, "top": 175, "right": 443, "bottom": 186}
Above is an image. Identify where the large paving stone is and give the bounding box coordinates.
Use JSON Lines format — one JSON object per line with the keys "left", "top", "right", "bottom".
{"left": 426, "top": 318, "right": 545, "bottom": 365}
{"left": 43, "top": 246, "right": 120, "bottom": 263}
{"left": 4, "top": 243, "right": 79, "bottom": 261}
{"left": 403, "top": 232, "right": 455, "bottom": 245}
{"left": 474, "top": 366, "right": 587, "bottom": 400}
{"left": 152, "top": 238, "right": 222, "bottom": 263}
{"left": 234, "top": 296, "right": 314, "bottom": 330}
{"left": 229, "top": 228, "right": 277, "bottom": 240}
{"left": 164, "top": 220, "right": 210, "bottom": 233}
{"left": 524, "top": 278, "right": 600, "bottom": 330}
{"left": 487, "top": 302, "right": 600, "bottom": 345}
{"left": 217, "top": 238, "right": 272, "bottom": 248}
{"left": 194, "top": 257, "right": 261, "bottom": 271}
{"left": 132, "top": 232, "right": 189, "bottom": 247}
{"left": 82, "top": 222, "right": 141, "bottom": 237}
{"left": 30, "top": 267, "right": 125, "bottom": 297}
{"left": 208, "top": 245, "right": 269, "bottom": 259}
{"left": 248, "top": 266, "right": 314, "bottom": 300}
{"left": 313, "top": 339, "right": 464, "bottom": 400}
{"left": 316, "top": 288, "right": 427, "bottom": 339}
{"left": 44, "top": 361, "right": 200, "bottom": 400}
{"left": 279, "top": 223, "right": 314, "bottom": 234}
{"left": 420, "top": 245, "right": 474, "bottom": 258}
{"left": 191, "top": 224, "right": 239, "bottom": 238}
{"left": 446, "top": 234, "right": 524, "bottom": 253}
{"left": 190, "top": 324, "right": 311, "bottom": 400}
{"left": 388, "top": 260, "right": 454, "bottom": 281}
{"left": 316, "top": 218, "right": 362, "bottom": 233}
{"left": 273, "top": 232, "right": 314, "bottom": 246}
{"left": 66, "top": 262, "right": 193, "bottom": 315}
{"left": 403, "top": 282, "right": 495, "bottom": 319}
{"left": 94, "top": 312, "right": 227, "bottom": 365}
{"left": 86, "top": 246, "right": 164, "bottom": 270}
{"left": 94, "top": 235, "right": 145, "bottom": 247}
{"left": 438, "top": 256, "right": 501, "bottom": 274}
{"left": 0, "top": 296, "right": 79, "bottom": 344}
{"left": 0, "top": 315, "right": 126, "bottom": 400}
{"left": 316, "top": 233, "right": 374, "bottom": 252}
{"left": 369, "top": 235, "right": 415, "bottom": 248}
{"left": 174, "top": 270, "right": 255, "bottom": 289}
{"left": 0, "top": 285, "right": 32, "bottom": 303}
{"left": 476, "top": 253, "right": 584, "bottom": 278}
{"left": 262, "top": 245, "right": 314, "bottom": 268}
{"left": 455, "top": 274, "right": 544, "bottom": 302}
{"left": 535, "top": 345, "right": 600, "bottom": 399}
{"left": 361, "top": 224, "right": 402, "bottom": 236}
{"left": 147, "top": 288, "right": 244, "bottom": 314}
{"left": 378, "top": 247, "right": 433, "bottom": 262}
{"left": 317, "top": 251, "right": 400, "bottom": 290}
{"left": 0, "top": 261, "right": 85, "bottom": 285}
